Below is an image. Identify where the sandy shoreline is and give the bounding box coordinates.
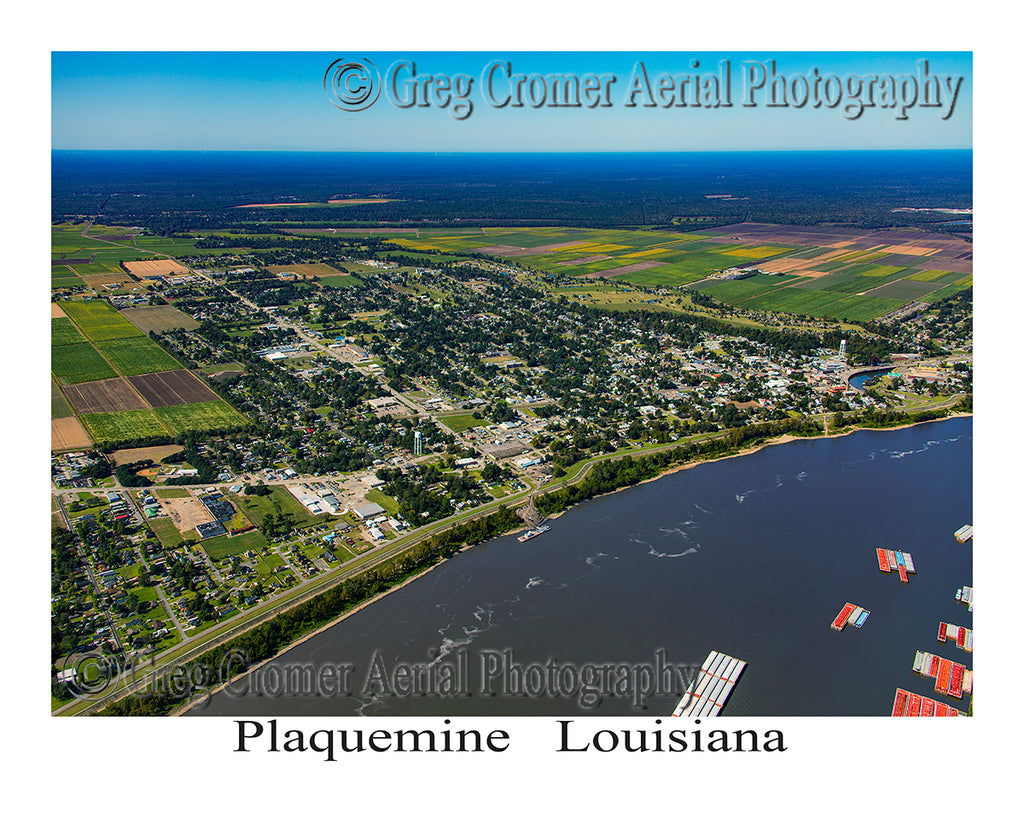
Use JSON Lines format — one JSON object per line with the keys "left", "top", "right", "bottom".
{"left": 173, "top": 411, "right": 971, "bottom": 714}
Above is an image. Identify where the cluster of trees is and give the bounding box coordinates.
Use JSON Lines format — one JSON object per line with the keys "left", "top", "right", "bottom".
{"left": 536, "top": 417, "right": 822, "bottom": 519}
{"left": 163, "top": 443, "right": 219, "bottom": 485}
{"left": 114, "top": 460, "right": 153, "bottom": 488}
{"left": 260, "top": 511, "right": 295, "bottom": 541}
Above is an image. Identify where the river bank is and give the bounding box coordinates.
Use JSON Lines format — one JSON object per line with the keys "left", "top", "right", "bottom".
{"left": 195, "top": 414, "right": 972, "bottom": 717}
{"left": 171, "top": 409, "right": 970, "bottom": 717}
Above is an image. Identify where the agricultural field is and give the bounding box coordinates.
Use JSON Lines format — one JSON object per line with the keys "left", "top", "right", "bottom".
{"left": 119, "top": 305, "right": 200, "bottom": 332}
{"left": 52, "top": 295, "right": 248, "bottom": 446}
{"left": 51, "top": 224, "right": 200, "bottom": 288}
{"left": 387, "top": 224, "right": 971, "bottom": 322}
{"left": 81, "top": 409, "right": 169, "bottom": 443}
{"left": 95, "top": 336, "right": 181, "bottom": 376}
{"left": 61, "top": 300, "right": 142, "bottom": 342}
{"left": 110, "top": 444, "right": 184, "bottom": 466}
{"left": 266, "top": 263, "right": 345, "bottom": 279}
{"left": 392, "top": 228, "right": 796, "bottom": 287}
{"left": 122, "top": 259, "right": 189, "bottom": 278}
{"left": 51, "top": 343, "right": 118, "bottom": 385}
{"left": 62, "top": 377, "right": 148, "bottom": 414}
{"left": 129, "top": 370, "right": 219, "bottom": 407}
{"left": 318, "top": 274, "right": 362, "bottom": 288}
{"left": 51, "top": 417, "right": 93, "bottom": 451}
{"left": 152, "top": 400, "right": 248, "bottom": 433}
{"left": 51, "top": 379, "right": 73, "bottom": 419}
{"left": 52, "top": 317, "right": 88, "bottom": 347}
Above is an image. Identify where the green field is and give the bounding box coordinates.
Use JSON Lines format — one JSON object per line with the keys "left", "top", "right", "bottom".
{"left": 737, "top": 288, "right": 862, "bottom": 316}
{"left": 52, "top": 317, "right": 88, "bottom": 347}
{"left": 908, "top": 268, "right": 957, "bottom": 283}
{"left": 153, "top": 487, "right": 192, "bottom": 499}
{"left": 364, "top": 488, "right": 399, "bottom": 514}
{"left": 95, "top": 336, "right": 181, "bottom": 376}
{"left": 838, "top": 263, "right": 907, "bottom": 278}
{"left": 81, "top": 409, "right": 169, "bottom": 442}
{"left": 200, "top": 529, "right": 269, "bottom": 560}
{"left": 61, "top": 300, "right": 143, "bottom": 342}
{"left": 861, "top": 279, "right": 945, "bottom": 301}
{"left": 51, "top": 379, "right": 73, "bottom": 419}
{"left": 227, "top": 486, "right": 321, "bottom": 529}
{"left": 148, "top": 517, "right": 184, "bottom": 549}
{"left": 440, "top": 413, "right": 489, "bottom": 432}
{"left": 51, "top": 342, "right": 118, "bottom": 385}
{"left": 153, "top": 401, "right": 248, "bottom": 433}
{"left": 690, "top": 278, "right": 785, "bottom": 303}
{"left": 318, "top": 275, "right": 362, "bottom": 288}
{"left": 921, "top": 282, "right": 972, "bottom": 303}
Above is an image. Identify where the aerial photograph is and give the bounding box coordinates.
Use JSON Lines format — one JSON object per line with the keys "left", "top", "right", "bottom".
{"left": 48, "top": 49, "right": 975, "bottom": 731}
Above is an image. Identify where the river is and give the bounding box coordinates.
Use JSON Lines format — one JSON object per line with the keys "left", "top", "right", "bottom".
{"left": 195, "top": 417, "right": 972, "bottom": 717}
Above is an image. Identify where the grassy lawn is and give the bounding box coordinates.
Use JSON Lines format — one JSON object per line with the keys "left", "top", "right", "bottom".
{"left": 254, "top": 554, "right": 285, "bottom": 578}
{"left": 148, "top": 517, "right": 184, "bottom": 549}
{"left": 227, "top": 486, "right": 321, "bottom": 530}
{"left": 153, "top": 487, "right": 192, "bottom": 499}
{"left": 364, "top": 488, "right": 399, "bottom": 514}
{"left": 200, "top": 529, "right": 269, "bottom": 560}
{"left": 441, "top": 413, "right": 489, "bottom": 432}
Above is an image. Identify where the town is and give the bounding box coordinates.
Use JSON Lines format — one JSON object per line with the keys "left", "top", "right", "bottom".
{"left": 51, "top": 222, "right": 972, "bottom": 714}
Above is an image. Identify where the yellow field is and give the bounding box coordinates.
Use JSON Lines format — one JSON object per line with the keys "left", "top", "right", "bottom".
{"left": 391, "top": 239, "right": 440, "bottom": 251}
{"left": 908, "top": 269, "right": 953, "bottom": 282}
{"left": 717, "top": 245, "right": 792, "bottom": 259}
{"left": 124, "top": 259, "right": 189, "bottom": 278}
{"left": 587, "top": 243, "right": 631, "bottom": 252}
{"left": 619, "top": 248, "right": 669, "bottom": 258}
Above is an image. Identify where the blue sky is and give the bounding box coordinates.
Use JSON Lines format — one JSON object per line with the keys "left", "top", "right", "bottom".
{"left": 51, "top": 51, "right": 971, "bottom": 151}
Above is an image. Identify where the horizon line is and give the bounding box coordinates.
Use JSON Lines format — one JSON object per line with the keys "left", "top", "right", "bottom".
{"left": 51, "top": 147, "right": 972, "bottom": 153}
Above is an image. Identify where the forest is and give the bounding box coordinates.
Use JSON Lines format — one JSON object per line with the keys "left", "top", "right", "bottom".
{"left": 52, "top": 150, "right": 972, "bottom": 234}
